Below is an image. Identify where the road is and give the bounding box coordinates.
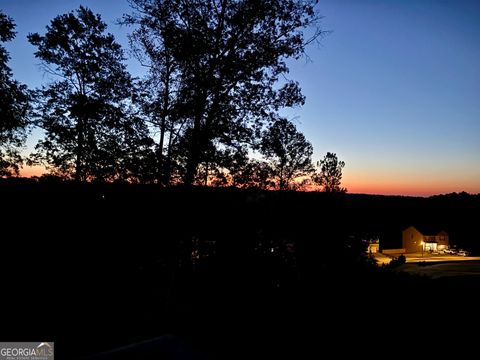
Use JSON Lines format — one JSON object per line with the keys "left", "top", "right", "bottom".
{"left": 403, "top": 253, "right": 480, "bottom": 263}
{"left": 372, "top": 252, "right": 480, "bottom": 265}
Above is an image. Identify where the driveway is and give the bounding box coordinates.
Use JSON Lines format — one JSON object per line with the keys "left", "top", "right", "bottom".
{"left": 372, "top": 252, "right": 480, "bottom": 265}
{"left": 403, "top": 253, "right": 480, "bottom": 263}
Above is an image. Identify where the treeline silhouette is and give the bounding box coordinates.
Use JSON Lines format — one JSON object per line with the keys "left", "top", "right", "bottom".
{"left": 0, "top": 2, "right": 348, "bottom": 191}
{"left": 1, "top": 179, "right": 479, "bottom": 358}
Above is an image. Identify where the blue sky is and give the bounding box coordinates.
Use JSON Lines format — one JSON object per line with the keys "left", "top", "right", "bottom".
{"left": 1, "top": 0, "right": 479, "bottom": 195}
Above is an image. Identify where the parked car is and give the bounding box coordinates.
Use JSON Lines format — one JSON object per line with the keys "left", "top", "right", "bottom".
{"left": 444, "top": 248, "right": 456, "bottom": 254}
{"left": 457, "top": 250, "right": 470, "bottom": 257}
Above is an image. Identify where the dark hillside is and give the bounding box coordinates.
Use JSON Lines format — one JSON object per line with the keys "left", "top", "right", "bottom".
{"left": 1, "top": 179, "right": 479, "bottom": 358}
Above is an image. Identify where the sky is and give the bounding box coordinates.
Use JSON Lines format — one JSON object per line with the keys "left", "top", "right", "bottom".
{"left": 1, "top": 0, "right": 479, "bottom": 196}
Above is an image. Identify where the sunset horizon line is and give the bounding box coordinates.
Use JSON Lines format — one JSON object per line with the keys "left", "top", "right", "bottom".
{"left": 10, "top": 165, "right": 479, "bottom": 198}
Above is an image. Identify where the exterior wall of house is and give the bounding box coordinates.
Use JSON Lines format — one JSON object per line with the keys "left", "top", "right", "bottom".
{"left": 402, "top": 226, "right": 424, "bottom": 253}
{"left": 368, "top": 243, "right": 379, "bottom": 253}
{"left": 436, "top": 231, "right": 449, "bottom": 248}
{"left": 402, "top": 227, "right": 449, "bottom": 253}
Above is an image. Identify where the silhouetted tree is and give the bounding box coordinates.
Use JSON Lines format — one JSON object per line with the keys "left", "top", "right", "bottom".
{"left": 207, "top": 149, "right": 274, "bottom": 189}
{"left": 123, "top": 0, "right": 322, "bottom": 185}
{"left": 313, "top": 152, "right": 346, "bottom": 193}
{"left": 260, "top": 118, "right": 314, "bottom": 190}
{"left": 0, "top": 11, "right": 29, "bottom": 176}
{"left": 229, "top": 159, "right": 273, "bottom": 189}
{"left": 28, "top": 6, "right": 154, "bottom": 182}
{"left": 129, "top": 50, "right": 181, "bottom": 184}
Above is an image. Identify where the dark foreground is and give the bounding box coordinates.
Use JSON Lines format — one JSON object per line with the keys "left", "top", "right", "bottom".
{"left": 1, "top": 180, "right": 479, "bottom": 358}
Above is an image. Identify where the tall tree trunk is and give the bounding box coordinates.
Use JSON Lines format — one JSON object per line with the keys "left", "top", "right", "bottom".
{"left": 164, "top": 131, "right": 173, "bottom": 185}
{"left": 184, "top": 126, "right": 200, "bottom": 186}
{"left": 183, "top": 3, "right": 226, "bottom": 187}
{"left": 75, "top": 116, "right": 84, "bottom": 182}
{"left": 157, "top": 58, "right": 171, "bottom": 185}
{"left": 204, "top": 161, "right": 209, "bottom": 186}
{"left": 157, "top": 117, "right": 165, "bottom": 184}
{"left": 184, "top": 89, "right": 206, "bottom": 186}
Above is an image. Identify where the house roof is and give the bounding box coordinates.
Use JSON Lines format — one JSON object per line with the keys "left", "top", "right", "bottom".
{"left": 407, "top": 225, "right": 448, "bottom": 236}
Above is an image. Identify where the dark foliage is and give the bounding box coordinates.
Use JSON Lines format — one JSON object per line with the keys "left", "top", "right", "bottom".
{"left": 0, "top": 11, "right": 30, "bottom": 176}
{"left": 260, "top": 118, "right": 314, "bottom": 190}
{"left": 387, "top": 254, "right": 406, "bottom": 268}
{"left": 313, "top": 151, "right": 346, "bottom": 192}
{"left": 28, "top": 7, "right": 154, "bottom": 182}
{"left": 123, "top": 0, "right": 322, "bottom": 185}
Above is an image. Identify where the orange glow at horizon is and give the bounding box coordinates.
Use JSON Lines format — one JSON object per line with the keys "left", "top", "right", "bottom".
{"left": 20, "top": 165, "right": 46, "bottom": 178}
{"left": 343, "top": 172, "right": 480, "bottom": 197}
{"left": 17, "top": 165, "right": 479, "bottom": 197}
